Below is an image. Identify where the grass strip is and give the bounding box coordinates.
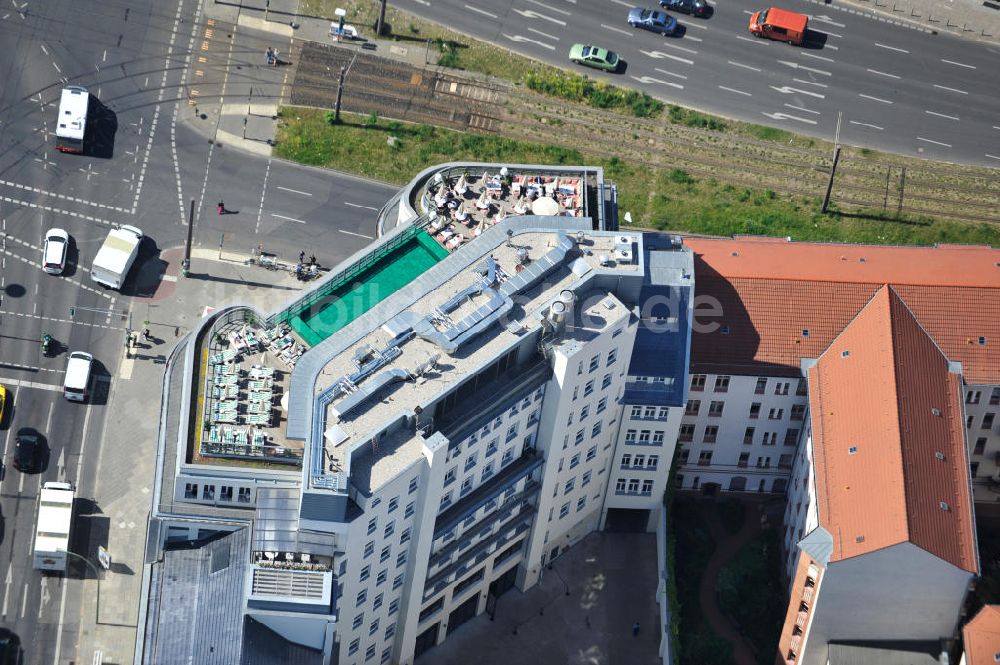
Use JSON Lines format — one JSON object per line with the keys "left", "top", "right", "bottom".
{"left": 275, "top": 109, "right": 1000, "bottom": 247}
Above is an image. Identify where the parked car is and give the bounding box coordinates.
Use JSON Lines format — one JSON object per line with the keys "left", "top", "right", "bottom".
{"left": 660, "top": 0, "right": 710, "bottom": 17}
{"left": 42, "top": 228, "right": 69, "bottom": 274}
{"left": 13, "top": 427, "right": 40, "bottom": 472}
{"left": 0, "top": 384, "right": 6, "bottom": 424}
{"left": 568, "top": 43, "right": 621, "bottom": 72}
{"left": 628, "top": 7, "right": 678, "bottom": 35}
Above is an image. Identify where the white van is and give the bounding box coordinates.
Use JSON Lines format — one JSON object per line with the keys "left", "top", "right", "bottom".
{"left": 64, "top": 351, "right": 93, "bottom": 402}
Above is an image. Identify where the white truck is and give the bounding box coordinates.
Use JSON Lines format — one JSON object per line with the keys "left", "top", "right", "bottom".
{"left": 91, "top": 224, "right": 143, "bottom": 289}
{"left": 33, "top": 482, "right": 75, "bottom": 572}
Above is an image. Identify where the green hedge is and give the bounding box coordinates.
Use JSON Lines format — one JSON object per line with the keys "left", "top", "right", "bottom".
{"left": 525, "top": 71, "right": 664, "bottom": 118}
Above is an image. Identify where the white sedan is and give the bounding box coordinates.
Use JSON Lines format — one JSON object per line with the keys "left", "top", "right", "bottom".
{"left": 42, "top": 228, "right": 69, "bottom": 274}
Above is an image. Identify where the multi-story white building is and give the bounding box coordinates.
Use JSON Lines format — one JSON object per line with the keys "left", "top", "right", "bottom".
{"left": 136, "top": 166, "right": 1000, "bottom": 665}
{"left": 136, "top": 164, "right": 694, "bottom": 665}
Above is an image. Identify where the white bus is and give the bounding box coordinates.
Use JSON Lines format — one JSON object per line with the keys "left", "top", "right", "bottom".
{"left": 55, "top": 86, "right": 89, "bottom": 153}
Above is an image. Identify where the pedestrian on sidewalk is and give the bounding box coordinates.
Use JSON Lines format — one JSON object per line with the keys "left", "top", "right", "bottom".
{"left": 142, "top": 328, "right": 151, "bottom": 341}
{"left": 299, "top": 250, "right": 305, "bottom": 263}
{"left": 632, "top": 621, "right": 640, "bottom": 637}
{"left": 218, "top": 200, "right": 225, "bottom": 215}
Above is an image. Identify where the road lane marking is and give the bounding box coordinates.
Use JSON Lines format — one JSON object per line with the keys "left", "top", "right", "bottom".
{"left": 339, "top": 229, "right": 374, "bottom": 239}
{"left": 925, "top": 110, "right": 959, "bottom": 121}
{"left": 986, "top": 154, "right": 1000, "bottom": 161}
{"left": 640, "top": 49, "right": 693, "bottom": 65}
{"left": 824, "top": 43, "right": 839, "bottom": 50}
{"left": 810, "top": 13, "right": 845, "bottom": 27}
{"left": 525, "top": 0, "right": 572, "bottom": 14}
{"left": 504, "top": 33, "right": 557, "bottom": 49}
{"left": 816, "top": 30, "right": 842, "bottom": 38}
{"left": 933, "top": 83, "right": 967, "bottom": 95}
{"left": 528, "top": 27, "right": 560, "bottom": 40}
{"left": 679, "top": 20, "right": 707, "bottom": 29}
{"left": 513, "top": 8, "right": 566, "bottom": 25}
{"left": 719, "top": 85, "right": 752, "bottom": 96}
{"left": 728, "top": 60, "right": 761, "bottom": 72}
{"left": 800, "top": 52, "right": 834, "bottom": 62}
{"left": 601, "top": 23, "right": 632, "bottom": 36}
{"left": 769, "top": 85, "right": 825, "bottom": 99}
{"left": 916, "top": 136, "right": 951, "bottom": 147}
{"left": 762, "top": 111, "right": 817, "bottom": 125}
{"left": 662, "top": 42, "right": 698, "bottom": 54}
{"left": 344, "top": 202, "right": 380, "bottom": 211}
{"left": 276, "top": 186, "right": 312, "bottom": 196}
{"left": 611, "top": 0, "right": 633, "bottom": 6}
{"left": 941, "top": 58, "right": 975, "bottom": 69}
{"left": 866, "top": 68, "right": 899, "bottom": 79}
{"left": 684, "top": 35, "right": 702, "bottom": 42}
{"left": 778, "top": 59, "right": 831, "bottom": 75}
{"left": 849, "top": 120, "right": 884, "bottom": 130}
{"left": 654, "top": 67, "right": 687, "bottom": 80}
{"left": 784, "top": 103, "right": 820, "bottom": 114}
{"left": 272, "top": 213, "right": 306, "bottom": 224}
{"left": 874, "top": 42, "right": 909, "bottom": 53}
{"left": 629, "top": 75, "right": 684, "bottom": 89}
{"left": 464, "top": 4, "right": 497, "bottom": 18}
{"left": 736, "top": 35, "right": 767, "bottom": 45}
{"left": 793, "top": 78, "right": 827, "bottom": 88}
{"left": 859, "top": 93, "right": 893, "bottom": 104}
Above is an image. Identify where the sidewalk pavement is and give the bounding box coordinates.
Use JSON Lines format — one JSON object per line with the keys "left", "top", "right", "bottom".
{"left": 188, "top": 1, "right": 441, "bottom": 158}
{"left": 832, "top": 0, "right": 1000, "bottom": 44}
{"left": 73, "top": 246, "right": 305, "bottom": 665}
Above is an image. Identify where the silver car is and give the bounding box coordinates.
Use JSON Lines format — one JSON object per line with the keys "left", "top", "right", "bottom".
{"left": 627, "top": 7, "right": 678, "bottom": 35}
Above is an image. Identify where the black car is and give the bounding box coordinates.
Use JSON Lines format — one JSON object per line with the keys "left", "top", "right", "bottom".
{"left": 0, "top": 628, "right": 18, "bottom": 665}
{"left": 13, "top": 428, "right": 39, "bottom": 472}
{"left": 659, "top": 0, "right": 710, "bottom": 17}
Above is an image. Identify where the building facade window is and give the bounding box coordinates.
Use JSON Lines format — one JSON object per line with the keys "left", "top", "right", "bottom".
{"left": 714, "top": 376, "right": 730, "bottom": 393}
{"left": 690, "top": 374, "right": 706, "bottom": 391}
{"left": 703, "top": 426, "right": 718, "bottom": 443}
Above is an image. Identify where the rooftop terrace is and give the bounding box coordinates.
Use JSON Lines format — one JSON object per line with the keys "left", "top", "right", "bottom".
{"left": 311, "top": 225, "right": 638, "bottom": 494}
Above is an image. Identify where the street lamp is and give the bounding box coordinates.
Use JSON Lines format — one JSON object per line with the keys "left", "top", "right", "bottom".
{"left": 64, "top": 550, "right": 105, "bottom": 624}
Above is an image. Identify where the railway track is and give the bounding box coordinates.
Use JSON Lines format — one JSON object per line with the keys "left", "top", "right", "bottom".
{"left": 284, "top": 41, "right": 1000, "bottom": 226}
{"left": 290, "top": 42, "right": 506, "bottom": 132}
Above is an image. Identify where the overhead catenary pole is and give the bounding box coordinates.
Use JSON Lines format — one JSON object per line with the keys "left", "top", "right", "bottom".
{"left": 334, "top": 65, "right": 346, "bottom": 123}
{"left": 376, "top": 0, "right": 387, "bottom": 37}
{"left": 821, "top": 111, "right": 842, "bottom": 214}
{"left": 181, "top": 199, "right": 194, "bottom": 277}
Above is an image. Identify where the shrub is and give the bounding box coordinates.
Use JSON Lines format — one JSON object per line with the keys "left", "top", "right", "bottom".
{"left": 669, "top": 169, "right": 696, "bottom": 185}
{"left": 364, "top": 111, "right": 379, "bottom": 127}
{"left": 524, "top": 71, "right": 663, "bottom": 118}
{"left": 324, "top": 110, "right": 337, "bottom": 125}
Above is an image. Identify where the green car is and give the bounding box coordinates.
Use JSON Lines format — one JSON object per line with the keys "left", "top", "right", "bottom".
{"left": 568, "top": 43, "right": 620, "bottom": 72}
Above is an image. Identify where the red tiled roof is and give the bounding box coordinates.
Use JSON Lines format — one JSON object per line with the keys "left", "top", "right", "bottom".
{"left": 808, "top": 287, "right": 978, "bottom": 573}
{"left": 964, "top": 605, "right": 1000, "bottom": 665}
{"left": 684, "top": 236, "right": 999, "bottom": 286}
{"left": 686, "top": 238, "right": 1000, "bottom": 383}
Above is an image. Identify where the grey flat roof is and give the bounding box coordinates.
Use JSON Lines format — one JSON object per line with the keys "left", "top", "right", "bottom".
{"left": 142, "top": 528, "right": 250, "bottom": 665}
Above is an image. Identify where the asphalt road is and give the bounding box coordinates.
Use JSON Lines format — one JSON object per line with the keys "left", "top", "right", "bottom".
{"left": 394, "top": 0, "right": 1000, "bottom": 166}
{"left": 0, "top": 0, "right": 393, "bottom": 662}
